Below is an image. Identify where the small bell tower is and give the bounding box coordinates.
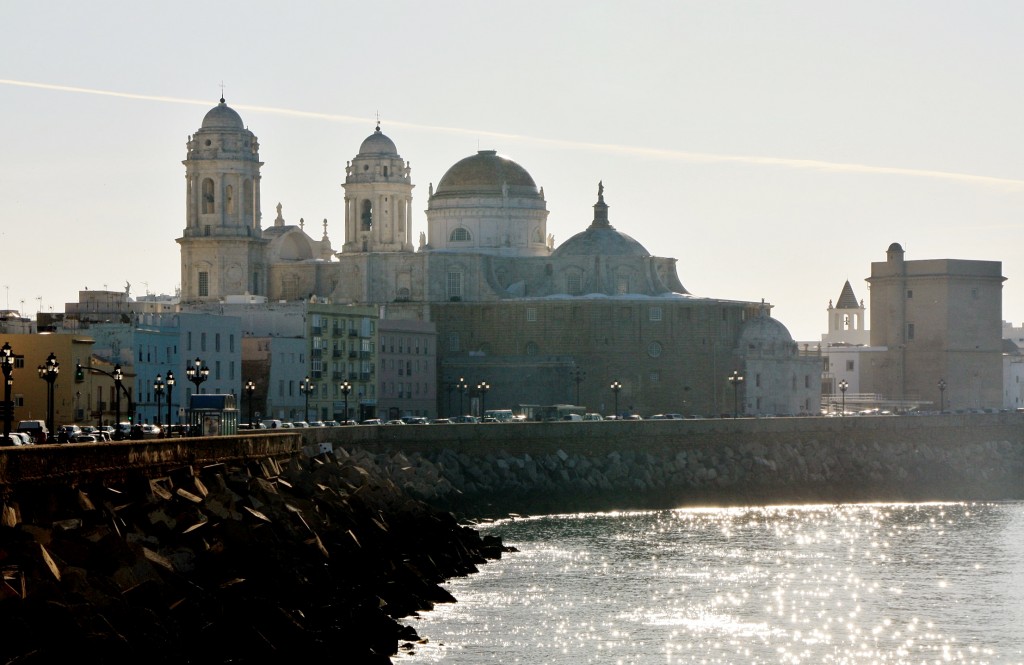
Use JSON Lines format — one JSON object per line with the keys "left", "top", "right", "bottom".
{"left": 178, "top": 97, "right": 268, "bottom": 301}
{"left": 341, "top": 122, "right": 414, "bottom": 253}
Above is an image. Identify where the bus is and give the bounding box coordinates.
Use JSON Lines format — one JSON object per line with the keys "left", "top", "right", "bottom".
{"left": 519, "top": 404, "right": 586, "bottom": 422}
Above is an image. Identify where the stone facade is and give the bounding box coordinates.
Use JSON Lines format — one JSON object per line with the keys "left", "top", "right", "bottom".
{"left": 177, "top": 99, "right": 817, "bottom": 418}
{"left": 866, "top": 243, "right": 1004, "bottom": 410}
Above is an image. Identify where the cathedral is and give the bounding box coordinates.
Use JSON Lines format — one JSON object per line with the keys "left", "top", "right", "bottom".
{"left": 178, "top": 98, "right": 819, "bottom": 417}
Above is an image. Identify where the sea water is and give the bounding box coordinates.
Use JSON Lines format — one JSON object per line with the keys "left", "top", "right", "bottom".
{"left": 399, "top": 502, "right": 1024, "bottom": 664}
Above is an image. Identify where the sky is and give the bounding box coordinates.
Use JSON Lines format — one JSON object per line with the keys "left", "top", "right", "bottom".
{"left": 4, "top": 1, "right": 1024, "bottom": 341}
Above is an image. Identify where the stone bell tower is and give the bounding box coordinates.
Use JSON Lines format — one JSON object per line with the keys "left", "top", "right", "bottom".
{"left": 178, "top": 97, "right": 268, "bottom": 301}
{"left": 341, "top": 123, "right": 414, "bottom": 253}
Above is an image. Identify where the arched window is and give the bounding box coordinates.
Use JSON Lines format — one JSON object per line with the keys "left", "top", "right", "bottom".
{"left": 525, "top": 341, "right": 539, "bottom": 356}
{"left": 202, "top": 178, "right": 215, "bottom": 214}
{"left": 361, "top": 200, "right": 373, "bottom": 230}
{"left": 449, "top": 227, "right": 471, "bottom": 242}
{"left": 243, "top": 179, "right": 253, "bottom": 218}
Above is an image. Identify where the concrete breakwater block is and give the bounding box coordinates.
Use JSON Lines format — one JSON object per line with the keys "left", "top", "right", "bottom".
{"left": 0, "top": 451, "right": 512, "bottom": 664}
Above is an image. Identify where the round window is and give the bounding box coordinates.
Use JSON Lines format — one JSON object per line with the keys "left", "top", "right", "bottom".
{"left": 647, "top": 341, "right": 662, "bottom": 358}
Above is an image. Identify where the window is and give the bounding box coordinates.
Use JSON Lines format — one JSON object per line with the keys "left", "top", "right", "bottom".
{"left": 649, "top": 307, "right": 662, "bottom": 322}
{"left": 647, "top": 341, "right": 662, "bottom": 358}
{"left": 526, "top": 307, "right": 537, "bottom": 322}
{"left": 907, "top": 289, "right": 913, "bottom": 299}
{"left": 450, "top": 227, "right": 471, "bottom": 242}
{"left": 907, "top": 323, "right": 915, "bottom": 340}
{"left": 201, "top": 332, "right": 207, "bottom": 352}
{"left": 525, "top": 341, "right": 539, "bottom": 356}
{"left": 567, "top": 273, "right": 582, "bottom": 296}
{"left": 846, "top": 360, "right": 854, "bottom": 371}
{"left": 215, "top": 333, "right": 221, "bottom": 352}
{"left": 448, "top": 332, "right": 460, "bottom": 352}
{"left": 447, "top": 271, "right": 463, "bottom": 300}
{"left": 202, "top": 178, "right": 215, "bottom": 213}
{"left": 198, "top": 272, "right": 209, "bottom": 297}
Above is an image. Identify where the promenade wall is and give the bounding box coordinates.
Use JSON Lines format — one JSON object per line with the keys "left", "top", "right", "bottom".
{"left": 2, "top": 413, "right": 1022, "bottom": 515}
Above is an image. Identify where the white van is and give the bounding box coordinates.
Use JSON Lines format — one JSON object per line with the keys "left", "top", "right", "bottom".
{"left": 260, "top": 419, "right": 283, "bottom": 429}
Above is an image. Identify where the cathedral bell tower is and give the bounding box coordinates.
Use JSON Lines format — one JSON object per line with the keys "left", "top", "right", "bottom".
{"left": 342, "top": 123, "right": 414, "bottom": 253}
{"left": 177, "top": 97, "right": 268, "bottom": 302}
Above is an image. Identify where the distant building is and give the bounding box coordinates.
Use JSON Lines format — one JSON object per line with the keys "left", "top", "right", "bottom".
{"left": 173, "top": 98, "right": 825, "bottom": 418}
{"left": 865, "top": 243, "right": 1004, "bottom": 411}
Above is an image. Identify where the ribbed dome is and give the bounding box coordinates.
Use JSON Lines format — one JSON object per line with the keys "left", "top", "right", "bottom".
{"left": 552, "top": 181, "right": 649, "bottom": 257}
{"left": 738, "top": 312, "right": 794, "bottom": 347}
{"left": 434, "top": 150, "right": 542, "bottom": 200}
{"left": 554, "top": 228, "right": 650, "bottom": 257}
{"left": 201, "top": 99, "right": 245, "bottom": 130}
{"left": 358, "top": 126, "right": 398, "bottom": 156}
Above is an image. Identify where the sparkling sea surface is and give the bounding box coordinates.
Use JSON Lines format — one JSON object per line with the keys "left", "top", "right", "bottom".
{"left": 398, "top": 502, "right": 1024, "bottom": 664}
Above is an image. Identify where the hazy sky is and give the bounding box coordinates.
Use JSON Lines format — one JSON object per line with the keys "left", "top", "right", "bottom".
{"left": 4, "top": 1, "right": 1024, "bottom": 341}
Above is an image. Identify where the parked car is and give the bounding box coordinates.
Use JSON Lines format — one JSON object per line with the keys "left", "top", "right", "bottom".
{"left": 449, "top": 415, "right": 479, "bottom": 424}
{"left": 360, "top": 419, "right": 383, "bottom": 426}
{"left": 430, "top": 418, "right": 452, "bottom": 424}
{"left": 582, "top": 413, "right": 604, "bottom": 421}
{"left": 16, "top": 420, "right": 49, "bottom": 444}
{"left": 70, "top": 434, "right": 100, "bottom": 443}
{"left": 291, "top": 421, "right": 309, "bottom": 428}
{"left": 308, "top": 421, "right": 326, "bottom": 427}
{"left": 322, "top": 420, "right": 340, "bottom": 427}
{"left": 401, "top": 416, "right": 429, "bottom": 425}
{"left": 2, "top": 433, "right": 27, "bottom": 446}
{"left": 56, "top": 425, "right": 83, "bottom": 443}
{"left": 140, "top": 424, "right": 162, "bottom": 439}
{"left": 384, "top": 419, "right": 406, "bottom": 425}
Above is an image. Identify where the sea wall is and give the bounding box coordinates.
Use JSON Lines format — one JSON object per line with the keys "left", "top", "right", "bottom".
{"left": 325, "top": 414, "right": 1024, "bottom": 516}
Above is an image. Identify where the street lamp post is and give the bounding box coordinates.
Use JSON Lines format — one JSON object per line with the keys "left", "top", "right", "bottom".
{"left": 477, "top": 381, "right": 490, "bottom": 416}
{"left": 571, "top": 368, "right": 585, "bottom": 406}
{"left": 185, "top": 358, "right": 209, "bottom": 435}
{"left": 340, "top": 380, "right": 352, "bottom": 423}
{"left": 244, "top": 380, "right": 256, "bottom": 426}
{"left": 610, "top": 380, "right": 622, "bottom": 418}
{"left": 1, "top": 342, "right": 13, "bottom": 438}
{"left": 112, "top": 364, "right": 125, "bottom": 434}
{"left": 165, "top": 372, "right": 175, "bottom": 430}
{"left": 153, "top": 374, "right": 165, "bottom": 429}
{"left": 186, "top": 358, "right": 209, "bottom": 394}
{"left": 728, "top": 370, "right": 745, "bottom": 418}
{"left": 839, "top": 379, "right": 849, "bottom": 416}
{"left": 457, "top": 377, "right": 468, "bottom": 416}
{"left": 37, "top": 352, "right": 59, "bottom": 438}
{"left": 299, "top": 376, "right": 313, "bottom": 422}
{"left": 938, "top": 379, "right": 947, "bottom": 413}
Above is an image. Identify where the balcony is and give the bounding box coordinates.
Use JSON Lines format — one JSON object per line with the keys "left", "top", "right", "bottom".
{"left": 311, "top": 326, "right": 322, "bottom": 336}
{"left": 332, "top": 349, "right": 342, "bottom": 358}
{"left": 348, "top": 351, "right": 358, "bottom": 359}
{"left": 348, "top": 330, "right": 358, "bottom": 337}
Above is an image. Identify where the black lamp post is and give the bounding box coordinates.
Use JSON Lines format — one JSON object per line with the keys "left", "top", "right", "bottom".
{"left": 299, "top": 376, "right": 313, "bottom": 422}
{"left": 839, "top": 379, "right": 848, "bottom": 416}
{"left": 186, "top": 357, "right": 209, "bottom": 394}
{"left": 457, "top": 377, "right": 468, "bottom": 416}
{"left": 340, "top": 380, "right": 352, "bottom": 423}
{"left": 244, "top": 380, "right": 256, "bottom": 426}
{"left": 477, "top": 381, "right": 490, "bottom": 416}
{"left": 571, "top": 368, "right": 585, "bottom": 406}
{"left": 185, "top": 358, "right": 209, "bottom": 435}
{"left": 728, "top": 370, "right": 745, "bottom": 418}
{"left": 37, "top": 352, "right": 59, "bottom": 438}
{"left": 938, "top": 379, "right": 947, "bottom": 414}
{"left": 1, "top": 342, "right": 13, "bottom": 438}
{"left": 112, "top": 364, "right": 124, "bottom": 431}
{"left": 166, "top": 372, "right": 175, "bottom": 430}
{"left": 153, "top": 374, "right": 165, "bottom": 429}
{"left": 610, "top": 380, "right": 622, "bottom": 418}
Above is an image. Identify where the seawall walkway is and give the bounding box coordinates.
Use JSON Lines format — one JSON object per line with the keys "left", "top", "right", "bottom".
{"left": 2, "top": 413, "right": 1022, "bottom": 516}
